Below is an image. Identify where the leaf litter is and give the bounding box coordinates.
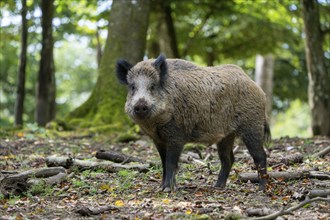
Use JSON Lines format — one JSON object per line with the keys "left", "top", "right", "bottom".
{"left": 0, "top": 133, "right": 329, "bottom": 219}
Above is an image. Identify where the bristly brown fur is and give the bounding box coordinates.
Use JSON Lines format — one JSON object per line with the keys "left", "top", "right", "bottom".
{"left": 116, "top": 55, "right": 270, "bottom": 192}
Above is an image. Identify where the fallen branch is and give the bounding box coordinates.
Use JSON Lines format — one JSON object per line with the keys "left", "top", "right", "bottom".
{"left": 1, "top": 170, "right": 19, "bottom": 175}
{"left": 46, "top": 155, "right": 149, "bottom": 172}
{"left": 0, "top": 167, "right": 66, "bottom": 196}
{"left": 2, "top": 167, "right": 66, "bottom": 180}
{"left": 309, "top": 189, "right": 330, "bottom": 198}
{"left": 233, "top": 145, "right": 240, "bottom": 154}
{"left": 246, "top": 207, "right": 274, "bottom": 217}
{"left": 76, "top": 205, "right": 119, "bottom": 216}
{"left": 45, "top": 155, "right": 73, "bottom": 169}
{"left": 250, "top": 197, "right": 330, "bottom": 220}
{"left": 313, "top": 146, "right": 330, "bottom": 158}
{"left": 268, "top": 153, "right": 303, "bottom": 166}
{"left": 95, "top": 150, "right": 146, "bottom": 164}
{"left": 239, "top": 171, "right": 330, "bottom": 183}
{"left": 180, "top": 153, "right": 206, "bottom": 165}
{"left": 28, "top": 172, "right": 67, "bottom": 186}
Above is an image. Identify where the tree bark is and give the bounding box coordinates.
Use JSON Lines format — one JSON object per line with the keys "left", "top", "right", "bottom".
{"left": 35, "top": 0, "right": 55, "bottom": 126}
{"left": 301, "top": 0, "right": 330, "bottom": 136}
{"left": 67, "top": 0, "right": 150, "bottom": 129}
{"left": 255, "top": 54, "right": 274, "bottom": 119}
{"left": 48, "top": 58, "right": 56, "bottom": 121}
{"left": 96, "top": 27, "right": 102, "bottom": 68}
{"left": 14, "top": 0, "right": 28, "bottom": 126}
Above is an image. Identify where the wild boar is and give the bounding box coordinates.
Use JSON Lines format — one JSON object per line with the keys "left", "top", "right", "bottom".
{"left": 116, "top": 54, "right": 270, "bottom": 192}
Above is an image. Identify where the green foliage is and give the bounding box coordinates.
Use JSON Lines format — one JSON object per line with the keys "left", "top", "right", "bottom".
{"left": 272, "top": 99, "right": 311, "bottom": 138}
{"left": 1, "top": 0, "right": 329, "bottom": 136}
{"left": 28, "top": 181, "right": 54, "bottom": 196}
{"left": 115, "top": 170, "right": 137, "bottom": 192}
{"left": 225, "top": 213, "right": 241, "bottom": 220}
{"left": 55, "top": 40, "right": 97, "bottom": 117}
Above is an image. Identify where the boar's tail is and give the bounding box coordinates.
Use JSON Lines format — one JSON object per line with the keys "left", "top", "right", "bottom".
{"left": 263, "top": 121, "right": 271, "bottom": 146}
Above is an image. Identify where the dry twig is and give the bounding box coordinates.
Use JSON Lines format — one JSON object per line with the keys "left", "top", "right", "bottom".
{"left": 249, "top": 197, "right": 330, "bottom": 220}
{"left": 239, "top": 171, "right": 330, "bottom": 182}
{"left": 313, "top": 146, "right": 330, "bottom": 158}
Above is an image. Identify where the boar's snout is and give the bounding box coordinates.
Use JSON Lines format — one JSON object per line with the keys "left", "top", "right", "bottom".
{"left": 133, "top": 99, "right": 151, "bottom": 119}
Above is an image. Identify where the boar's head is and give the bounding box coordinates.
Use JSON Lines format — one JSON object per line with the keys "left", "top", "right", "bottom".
{"left": 116, "top": 55, "right": 169, "bottom": 121}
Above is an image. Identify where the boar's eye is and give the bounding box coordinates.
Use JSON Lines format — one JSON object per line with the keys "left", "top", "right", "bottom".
{"left": 150, "top": 84, "right": 156, "bottom": 91}
{"left": 129, "top": 84, "right": 136, "bottom": 92}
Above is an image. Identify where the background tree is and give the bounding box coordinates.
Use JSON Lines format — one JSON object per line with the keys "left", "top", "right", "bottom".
{"left": 67, "top": 0, "right": 151, "bottom": 130}
{"left": 301, "top": 0, "right": 330, "bottom": 136}
{"left": 148, "top": 0, "right": 179, "bottom": 58}
{"left": 1, "top": 0, "right": 328, "bottom": 138}
{"left": 255, "top": 54, "right": 274, "bottom": 119}
{"left": 35, "top": 0, "right": 55, "bottom": 126}
{"left": 14, "top": 0, "right": 28, "bottom": 126}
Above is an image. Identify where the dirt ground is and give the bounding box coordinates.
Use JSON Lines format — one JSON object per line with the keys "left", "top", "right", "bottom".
{"left": 0, "top": 131, "right": 329, "bottom": 220}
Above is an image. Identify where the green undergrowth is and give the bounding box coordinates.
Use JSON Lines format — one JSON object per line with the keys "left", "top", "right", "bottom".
{"left": 0, "top": 119, "right": 140, "bottom": 144}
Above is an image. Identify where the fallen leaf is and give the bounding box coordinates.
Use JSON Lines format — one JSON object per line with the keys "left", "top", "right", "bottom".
{"left": 115, "top": 200, "right": 125, "bottom": 207}
{"left": 162, "top": 199, "right": 171, "bottom": 204}
{"left": 17, "top": 132, "right": 24, "bottom": 138}
{"left": 185, "top": 209, "right": 192, "bottom": 215}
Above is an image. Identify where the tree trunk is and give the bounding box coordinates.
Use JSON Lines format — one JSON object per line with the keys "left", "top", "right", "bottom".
{"left": 96, "top": 27, "right": 102, "bottom": 68}
{"left": 48, "top": 58, "right": 56, "bottom": 121}
{"left": 149, "top": 0, "right": 179, "bottom": 58}
{"left": 35, "top": 0, "right": 55, "bottom": 126}
{"left": 301, "top": 0, "right": 330, "bottom": 136}
{"left": 14, "top": 0, "right": 28, "bottom": 126}
{"left": 67, "top": 0, "right": 150, "bottom": 130}
{"left": 255, "top": 54, "right": 274, "bottom": 119}
{"left": 162, "top": 0, "right": 179, "bottom": 58}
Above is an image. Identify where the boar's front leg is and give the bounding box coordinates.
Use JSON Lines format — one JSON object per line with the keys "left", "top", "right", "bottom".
{"left": 157, "top": 120, "right": 185, "bottom": 192}
{"left": 162, "top": 143, "right": 184, "bottom": 192}
{"left": 155, "top": 143, "right": 167, "bottom": 188}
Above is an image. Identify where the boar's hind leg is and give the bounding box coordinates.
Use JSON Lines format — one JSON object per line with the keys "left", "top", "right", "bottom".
{"left": 215, "top": 133, "right": 236, "bottom": 188}
{"left": 155, "top": 143, "right": 167, "bottom": 188}
{"left": 241, "top": 129, "right": 267, "bottom": 191}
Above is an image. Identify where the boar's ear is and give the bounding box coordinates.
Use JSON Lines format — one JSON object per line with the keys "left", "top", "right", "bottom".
{"left": 116, "top": 59, "right": 133, "bottom": 84}
{"left": 153, "top": 54, "right": 168, "bottom": 87}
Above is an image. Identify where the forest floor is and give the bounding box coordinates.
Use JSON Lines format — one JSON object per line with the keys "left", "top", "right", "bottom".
{"left": 0, "top": 128, "right": 329, "bottom": 220}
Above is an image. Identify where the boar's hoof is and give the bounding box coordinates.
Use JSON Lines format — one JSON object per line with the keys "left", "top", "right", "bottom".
{"left": 214, "top": 180, "right": 226, "bottom": 188}
{"left": 258, "top": 177, "right": 267, "bottom": 191}
{"left": 258, "top": 183, "right": 267, "bottom": 191}
{"left": 214, "top": 183, "right": 226, "bottom": 189}
{"left": 163, "top": 187, "right": 172, "bottom": 193}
